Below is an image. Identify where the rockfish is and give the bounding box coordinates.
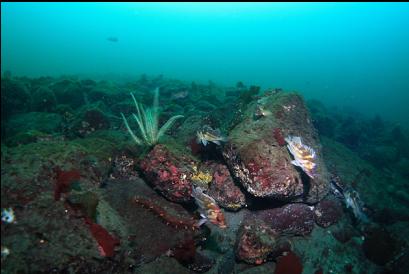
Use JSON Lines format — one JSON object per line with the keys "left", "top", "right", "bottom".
{"left": 171, "top": 90, "right": 189, "bottom": 100}
{"left": 196, "top": 125, "right": 227, "bottom": 146}
{"left": 344, "top": 188, "right": 368, "bottom": 222}
{"left": 285, "top": 135, "right": 317, "bottom": 179}
{"left": 191, "top": 187, "right": 227, "bottom": 228}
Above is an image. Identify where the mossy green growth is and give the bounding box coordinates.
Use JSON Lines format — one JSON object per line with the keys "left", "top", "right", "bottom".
{"left": 70, "top": 181, "right": 82, "bottom": 192}
{"left": 6, "top": 130, "right": 49, "bottom": 147}
{"left": 67, "top": 191, "right": 99, "bottom": 221}
{"left": 203, "top": 233, "right": 224, "bottom": 254}
{"left": 160, "top": 136, "right": 200, "bottom": 162}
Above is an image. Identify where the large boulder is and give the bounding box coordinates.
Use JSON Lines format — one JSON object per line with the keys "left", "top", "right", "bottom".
{"left": 256, "top": 203, "right": 315, "bottom": 236}
{"left": 31, "top": 86, "right": 57, "bottom": 112}
{"left": 4, "top": 112, "right": 63, "bottom": 138}
{"left": 205, "top": 161, "right": 246, "bottom": 211}
{"left": 313, "top": 199, "right": 343, "bottom": 228}
{"left": 223, "top": 92, "right": 329, "bottom": 203}
{"left": 101, "top": 179, "right": 205, "bottom": 263}
{"left": 49, "top": 79, "right": 85, "bottom": 109}
{"left": 235, "top": 217, "right": 291, "bottom": 265}
{"left": 139, "top": 144, "right": 196, "bottom": 203}
{"left": 1, "top": 78, "right": 31, "bottom": 121}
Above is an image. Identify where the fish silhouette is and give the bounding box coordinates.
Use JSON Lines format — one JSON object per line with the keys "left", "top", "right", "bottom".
{"left": 106, "top": 37, "right": 118, "bottom": 43}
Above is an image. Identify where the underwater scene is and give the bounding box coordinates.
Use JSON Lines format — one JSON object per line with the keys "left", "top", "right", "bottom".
{"left": 1, "top": 2, "right": 409, "bottom": 274}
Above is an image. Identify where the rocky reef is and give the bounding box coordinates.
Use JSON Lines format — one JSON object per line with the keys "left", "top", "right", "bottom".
{"left": 223, "top": 92, "right": 329, "bottom": 204}
{"left": 1, "top": 74, "right": 408, "bottom": 274}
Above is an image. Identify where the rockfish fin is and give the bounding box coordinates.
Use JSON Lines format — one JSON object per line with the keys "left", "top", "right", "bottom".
{"left": 291, "top": 160, "right": 301, "bottom": 167}
{"left": 196, "top": 214, "right": 207, "bottom": 227}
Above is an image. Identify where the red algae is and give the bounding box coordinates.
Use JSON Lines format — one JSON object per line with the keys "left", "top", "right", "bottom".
{"left": 54, "top": 168, "right": 81, "bottom": 201}
{"left": 84, "top": 217, "right": 119, "bottom": 257}
{"left": 273, "top": 128, "right": 286, "bottom": 146}
{"left": 275, "top": 109, "right": 285, "bottom": 119}
{"left": 274, "top": 251, "right": 303, "bottom": 274}
{"left": 138, "top": 144, "right": 193, "bottom": 202}
{"left": 172, "top": 237, "right": 196, "bottom": 265}
{"left": 189, "top": 137, "right": 202, "bottom": 155}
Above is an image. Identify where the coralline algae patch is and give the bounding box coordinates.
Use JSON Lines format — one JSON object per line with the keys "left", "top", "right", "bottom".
{"left": 138, "top": 144, "right": 194, "bottom": 203}
{"left": 53, "top": 167, "right": 81, "bottom": 201}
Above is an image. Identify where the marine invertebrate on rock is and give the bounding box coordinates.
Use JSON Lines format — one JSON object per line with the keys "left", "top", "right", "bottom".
{"left": 121, "top": 88, "right": 184, "bottom": 146}
{"left": 1, "top": 208, "right": 16, "bottom": 224}
{"left": 285, "top": 135, "right": 317, "bottom": 178}
{"left": 191, "top": 170, "right": 213, "bottom": 188}
{"left": 110, "top": 153, "right": 139, "bottom": 180}
{"left": 132, "top": 196, "right": 204, "bottom": 230}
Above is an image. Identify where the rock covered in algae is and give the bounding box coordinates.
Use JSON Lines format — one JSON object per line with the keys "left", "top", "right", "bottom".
{"left": 102, "top": 178, "right": 205, "bottom": 263}
{"left": 139, "top": 144, "right": 196, "bottom": 203}
{"left": 313, "top": 198, "right": 343, "bottom": 228}
{"left": 223, "top": 92, "right": 329, "bottom": 203}
{"left": 256, "top": 203, "right": 315, "bottom": 236}
{"left": 205, "top": 161, "right": 246, "bottom": 211}
{"left": 235, "top": 217, "right": 291, "bottom": 265}
{"left": 66, "top": 191, "right": 99, "bottom": 220}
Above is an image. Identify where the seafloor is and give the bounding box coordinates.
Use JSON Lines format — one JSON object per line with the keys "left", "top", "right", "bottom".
{"left": 1, "top": 74, "right": 408, "bottom": 274}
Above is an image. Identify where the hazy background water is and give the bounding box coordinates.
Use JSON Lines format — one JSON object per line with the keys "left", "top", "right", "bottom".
{"left": 2, "top": 2, "right": 409, "bottom": 127}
